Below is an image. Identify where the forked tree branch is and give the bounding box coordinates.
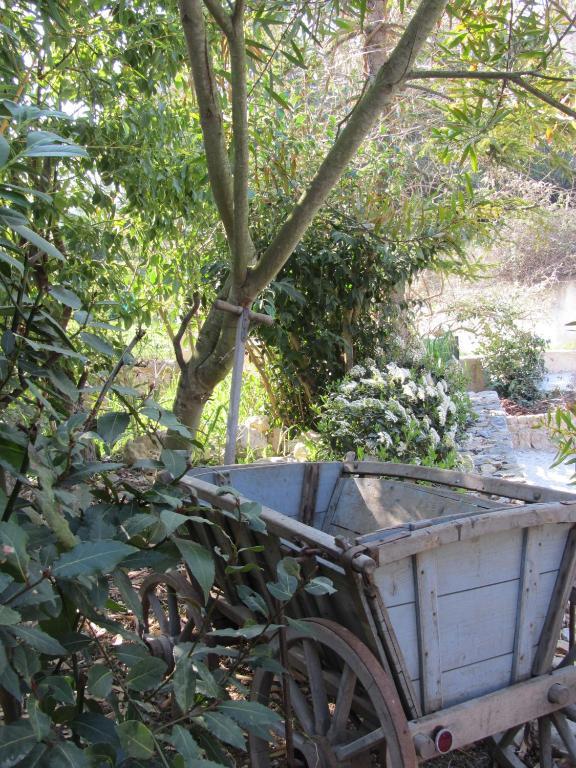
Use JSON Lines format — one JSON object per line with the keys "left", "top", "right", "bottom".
{"left": 243, "top": 0, "right": 450, "bottom": 298}
{"left": 179, "top": 0, "right": 234, "bottom": 241}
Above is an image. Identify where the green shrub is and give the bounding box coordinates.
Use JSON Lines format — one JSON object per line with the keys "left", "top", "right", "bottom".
{"left": 478, "top": 326, "right": 547, "bottom": 403}
{"left": 317, "top": 359, "right": 470, "bottom": 466}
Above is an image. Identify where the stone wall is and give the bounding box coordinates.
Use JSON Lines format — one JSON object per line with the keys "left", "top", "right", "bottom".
{"left": 458, "top": 391, "right": 524, "bottom": 481}
{"left": 506, "top": 413, "right": 555, "bottom": 450}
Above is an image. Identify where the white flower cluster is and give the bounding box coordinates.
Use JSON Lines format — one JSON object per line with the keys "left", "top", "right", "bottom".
{"left": 318, "top": 358, "right": 469, "bottom": 466}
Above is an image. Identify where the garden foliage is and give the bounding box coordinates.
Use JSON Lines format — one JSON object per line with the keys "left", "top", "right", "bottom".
{"left": 0, "top": 98, "right": 336, "bottom": 767}
{"left": 455, "top": 298, "right": 548, "bottom": 404}
{"left": 317, "top": 357, "right": 470, "bottom": 466}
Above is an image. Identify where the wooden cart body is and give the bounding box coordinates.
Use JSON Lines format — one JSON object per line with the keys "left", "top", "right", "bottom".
{"left": 179, "top": 460, "right": 576, "bottom": 762}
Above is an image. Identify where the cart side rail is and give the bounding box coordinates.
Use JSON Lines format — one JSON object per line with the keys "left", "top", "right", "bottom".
{"left": 344, "top": 460, "right": 576, "bottom": 503}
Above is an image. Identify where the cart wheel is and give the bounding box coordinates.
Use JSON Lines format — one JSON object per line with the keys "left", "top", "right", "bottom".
{"left": 249, "top": 618, "right": 417, "bottom": 768}
{"left": 491, "top": 587, "right": 576, "bottom": 767}
{"left": 138, "top": 571, "right": 204, "bottom": 666}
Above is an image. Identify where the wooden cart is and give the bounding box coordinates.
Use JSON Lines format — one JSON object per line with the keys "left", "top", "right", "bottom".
{"left": 140, "top": 460, "right": 576, "bottom": 766}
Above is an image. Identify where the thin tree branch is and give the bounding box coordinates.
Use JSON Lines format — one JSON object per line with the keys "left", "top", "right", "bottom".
{"left": 243, "top": 0, "right": 450, "bottom": 298}
{"left": 179, "top": 0, "right": 234, "bottom": 241}
{"left": 173, "top": 293, "right": 201, "bottom": 371}
{"left": 405, "top": 82, "right": 453, "bottom": 100}
{"left": 406, "top": 68, "right": 572, "bottom": 82}
{"left": 87, "top": 329, "right": 146, "bottom": 426}
{"left": 513, "top": 76, "right": 576, "bottom": 119}
{"left": 229, "top": 7, "right": 254, "bottom": 291}
{"left": 202, "top": 0, "right": 232, "bottom": 35}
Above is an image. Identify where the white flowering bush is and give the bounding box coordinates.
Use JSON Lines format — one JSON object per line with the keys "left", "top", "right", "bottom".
{"left": 317, "top": 360, "right": 470, "bottom": 466}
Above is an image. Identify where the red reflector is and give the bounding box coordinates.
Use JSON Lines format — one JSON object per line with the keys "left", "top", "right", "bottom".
{"left": 435, "top": 728, "right": 453, "bottom": 754}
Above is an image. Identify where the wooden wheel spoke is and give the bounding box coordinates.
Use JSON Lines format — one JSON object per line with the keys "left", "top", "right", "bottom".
{"left": 327, "top": 664, "right": 357, "bottom": 745}
{"left": 539, "top": 716, "right": 553, "bottom": 768}
{"left": 551, "top": 711, "right": 576, "bottom": 761}
{"left": 148, "top": 592, "right": 170, "bottom": 634}
{"left": 332, "top": 726, "right": 385, "bottom": 761}
{"left": 303, "top": 639, "right": 330, "bottom": 736}
{"left": 166, "top": 587, "right": 181, "bottom": 636}
{"left": 496, "top": 725, "right": 524, "bottom": 750}
{"left": 287, "top": 676, "right": 314, "bottom": 735}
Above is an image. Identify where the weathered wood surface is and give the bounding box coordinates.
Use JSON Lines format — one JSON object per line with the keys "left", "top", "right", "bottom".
{"left": 181, "top": 462, "right": 576, "bottom": 726}
{"left": 511, "top": 527, "right": 541, "bottom": 682}
{"left": 343, "top": 461, "right": 576, "bottom": 503}
{"left": 322, "top": 477, "right": 507, "bottom": 538}
{"left": 374, "top": 503, "right": 576, "bottom": 564}
{"left": 374, "top": 523, "right": 570, "bottom": 709}
{"left": 179, "top": 474, "right": 376, "bottom": 573}
{"left": 414, "top": 550, "right": 442, "bottom": 713}
{"left": 187, "top": 462, "right": 342, "bottom": 522}
{"left": 409, "top": 664, "right": 576, "bottom": 756}
{"left": 533, "top": 525, "right": 576, "bottom": 675}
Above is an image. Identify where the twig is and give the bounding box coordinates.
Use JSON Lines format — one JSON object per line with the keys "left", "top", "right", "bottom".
{"left": 86, "top": 329, "right": 146, "bottom": 426}
{"left": 173, "top": 293, "right": 200, "bottom": 372}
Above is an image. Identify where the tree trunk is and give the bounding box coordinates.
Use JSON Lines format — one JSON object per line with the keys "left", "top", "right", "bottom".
{"left": 173, "top": 0, "right": 450, "bottom": 441}
{"left": 170, "top": 298, "right": 238, "bottom": 445}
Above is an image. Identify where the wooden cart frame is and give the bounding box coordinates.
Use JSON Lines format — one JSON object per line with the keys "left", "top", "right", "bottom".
{"left": 141, "top": 460, "right": 576, "bottom": 766}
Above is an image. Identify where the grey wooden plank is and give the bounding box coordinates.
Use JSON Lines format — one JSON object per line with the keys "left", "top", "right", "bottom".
{"left": 344, "top": 461, "right": 576, "bottom": 503}
{"left": 414, "top": 551, "right": 443, "bottom": 713}
{"left": 533, "top": 525, "right": 576, "bottom": 675}
{"left": 511, "top": 527, "right": 541, "bottom": 682}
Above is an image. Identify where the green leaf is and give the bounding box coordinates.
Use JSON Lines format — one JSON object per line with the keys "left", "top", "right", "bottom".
{"left": 236, "top": 585, "right": 269, "bottom": 618}
{"left": 217, "top": 699, "right": 282, "bottom": 740}
{"left": 11, "top": 644, "right": 40, "bottom": 680}
{"left": 46, "top": 742, "right": 91, "bottom": 768}
{"left": 9, "top": 223, "right": 64, "bottom": 261}
{"left": 0, "top": 723, "right": 37, "bottom": 768}
{"left": 304, "top": 576, "right": 336, "bottom": 596}
{"left": 159, "top": 509, "right": 190, "bottom": 536}
{"left": 65, "top": 461, "right": 124, "bottom": 482}
{"left": 173, "top": 538, "right": 214, "bottom": 602}
{"left": 49, "top": 285, "right": 82, "bottom": 310}
{"left": 0, "top": 521, "right": 29, "bottom": 579}
{"left": 37, "top": 676, "right": 75, "bottom": 704}
{"left": 8, "top": 625, "right": 67, "bottom": 656}
{"left": 80, "top": 332, "right": 116, "bottom": 357}
{"left": 22, "top": 143, "right": 88, "bottom": 159}
{"left": 0, "top": 250, "right": 23, "bottom": 274}
{"left": 96, "top": 412, "right": 130, "bottom": 447}
{"left": 0, "top": 136, "right": 10, "bottom": 167}
{"left": 112, "top": 568, "right": 143, "bottom": 623}
{"left": 239, "top": 501, "right": 266, "bottom": 533}
{"left": 0, "top": 605, "right": 21, "bottom": 625}
{"left": 87, "top": 664, "right": 113, "bottom": 698}
{"left": 126, "top": 656, "right": 167, "bottom": 691}
{"left": 71, "top": 712, "right": 120, "bottom": 748}
{"left": 117, "top": 720, "right": 155, "bottom": 760}
{"left": 113, "top": 642, "right": 148, "bottom": 667}
{"left": 172, "top": 654, "right": 196, "bottom": 711}
{"left": 48, "top": 370, "right": 79, "bottom": 403}
{"left": 160, "top": 448, "right": 187, "bottom": 478}
{"left": 195, "top": 712, "right": 246, "bottom": 750}
{"left": 167, "top": 725, "right": 202, "bottom": 761}
{"left": 52, "top": 540, "right": 137, "bottom": 580}
{"left": 27, "top": 699, "right": 51, "bottom": 740}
